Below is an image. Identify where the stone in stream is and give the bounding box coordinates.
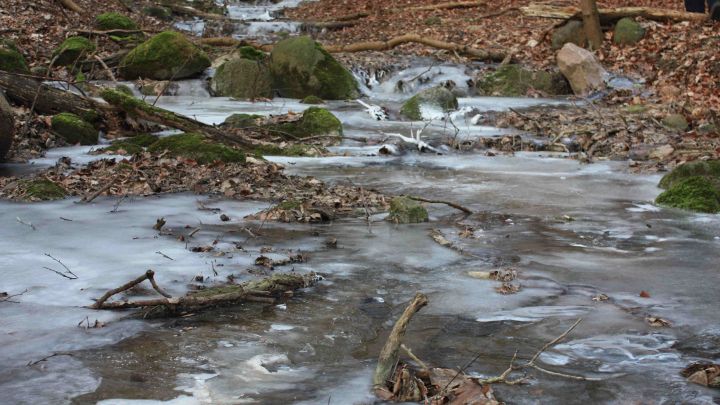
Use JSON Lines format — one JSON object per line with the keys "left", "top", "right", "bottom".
{"left": 655, "top": 160, "right": 720, "bottom": 213}
{"left": 50, "top": 112, "right": 98, "bottom": 145}
{"left": 119, "top": 31, "right": 211, "bottom": 80}
{"left": 551, "top": 20, "right": 586, "bottom": 50}
{"left": 400, "top": 85, "right": 458, "bottom": 120}
{"left": 222, "top": 108, "right": 342, "bottom": 139}
{"left": 475, "top": 64, "right": 571, "bottom": 96}
{"left": 0, "top": 90, "right": 14, "bottom": 160}
{"left": 556, "top": 43, "right": 607, "bottom": 95}
{"left": 613, "top": 18, "right": 645, "bottom": 45}
{"left": 387, "top": 196, "right": 429, "bottom": 224}
{"left": 52, "top": 36, "right": 96, "bottom": 67}
{"left": 0, "top": 39, "right": 29, "bottom": 74}
{"left": 147, "top": 133, "right": 245, "bottom": 164}
{"left": 269, "top": 36, "right": 358, "bottom": 100}
{"left": 210, "top": 47, "right": 273, "bottom": 99}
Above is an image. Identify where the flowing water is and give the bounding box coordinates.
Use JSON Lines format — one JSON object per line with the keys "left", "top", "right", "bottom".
{"left": 1, "top": 1, "right": 719, "bottom": 404}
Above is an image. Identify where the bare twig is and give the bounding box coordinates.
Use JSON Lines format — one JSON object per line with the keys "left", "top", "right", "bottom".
{"left": 0, "top": 289, "right": 28, "bottom": 303}
{"left": 27, "top": 352, "right": 73, "bottom": 367}
{"left": 43, "top": 253, "right": 78, "bottom": 279}
{"left": 405, "top": 195, "right": 473, "bottom": 214}
{"left": 81, "top": 175, "right": 120, "bottom": 203}
{"left": 155, "top": 251, "right": 174, "bottom": 261}
{"left": 401, "top": 344, "right": 429, "bottom": 370}
{"left": 16, "top": 217, "right": 36, "bottom": 230}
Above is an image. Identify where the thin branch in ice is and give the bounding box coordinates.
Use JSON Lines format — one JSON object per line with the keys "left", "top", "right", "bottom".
{"left": 16, "top": 217, "right": 36, "bottom": 230}
{"left": 43, "top": 253, "right": 78, "bottom": 279}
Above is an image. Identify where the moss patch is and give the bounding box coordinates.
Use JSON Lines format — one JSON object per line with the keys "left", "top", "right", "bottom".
{"left": 477, "top": 64, "right": 571, "bottom": 96}
{"left": 0, "top": 40, "right": 29, "bottom": 73}
{"left": 52, "top": 37, "right": 96, "bottom": 67}
{"left": 238, "top": 46, "right": 266, "bottom": 61}
{"left": 301, "top": 95, "right": 324, "bottom": 104}
{"left": 211, "top": 56, "right": 273, "bottom": 99}
{"left": 51, "top": 112, "right": 98, "bottom": 145}
{"left": 95, "top": 12, "right": 138, "bottom": 30}
{"left": 613, "top": 18, "right": 645, "bottom": 45}
{"left": 18, "top": 179, "right": 67, "bottom": 201}
{"left": 269, "top": 36, "right": 358, "bottom": 100}
{"left": 103, "top": 133, "right": 158, "bottom": 154}
{"left": 119, "top": 31, "right": 211, "bottom": 80}
{"left": 272, "top": 107, "right": 342, "bottom": 138}
{"left": 400, "top": 86, "right": 458, "bottom": 120}
{"left": 655, "top": 176, "right": 720, "bottom": 213}
{"left": 221, "top": 113, "right": 263, "bottom": 129}
{"left": 143, "top": 6, "right": 172, "bottom": 20}
{"left": 662, "top": 113, "right": 688, "bottom": 131}
{"left": 625, "top": 104, "right": 647, "bottom": 114}
{"left": 115, "top": 84, "right": 134, "bottom": 96}
{"left": 147, "top": 133, "right": 245, "bottom": 164}
{"left": 254, "top": 143, "right": 324, "bottom": 157}
{"left": 658, "top": 160, "right": 720, "bottom": 189}
{"left": 388, "top": 196, "right": 429, "bottom": 224}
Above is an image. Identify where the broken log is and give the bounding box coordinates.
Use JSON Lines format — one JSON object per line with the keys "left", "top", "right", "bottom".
{"left": 520, "top": 4, "right": 709, "bottom": 22}
{"left": 373, "top": 293, "right": 429, "bottom": 392}
{"left": 91, "top": 271, "right": 321, "bottom": 313}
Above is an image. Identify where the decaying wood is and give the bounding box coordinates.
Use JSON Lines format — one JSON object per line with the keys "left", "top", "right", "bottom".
{"left": 301, "top": 20, "right": 358, "bottom": 31}
{"left": 57, "top": 0, "right": 82, "bottom": 13}
{"left": 324, "top": 34, "right": 506, "bottom": 62}
{"left": 373, "top": 293, "right": 429, "bottom": 391}
{"left": 91, "top": 270, "right": 320, "bottom": 313}
{"left": 161, "top": 2, "right": 228, "bottom": 20}
{"left": 408, "top": 1, "right": 485, "bottom": 12}
{"left": 520, "top": 4, "right": 709, "bottom": 22}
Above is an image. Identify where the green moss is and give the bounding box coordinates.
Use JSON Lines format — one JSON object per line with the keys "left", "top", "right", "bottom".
{"left": 147, "top": 133, "right": 245, "bottom": 164}
{"left": 221, "top": 113, "right": 263, "bottom": 128}
{"left": 424, "top": 16, "right": 442, "bottom": 25}
{"left": 477, "top": 64, "right": 571, "bottom": 96}
{"left": 662, "top": 113, "right": 688, "bottom": 131}
{"left": 254, "top": 143, "right": 324, "bottom": 157}
{"left": 18, "top": 179, "right": 66, "bottom": 201}
{"left": 658, "top": 160, "right": 720, "bottom": 189}
{"left": 388, "top": 196, "right": 428, "bottom": 224}
{"left": 655, "top": 176, "right": 720, "bottom": 213}
{"left": 95, "top": 12, "right": 138, "bottom": 30}
{"left": 238, "top": 46, "right": 266, "bottom": 61}
{"left": 143, "top": 6, "right": 173, "bottom": 21}
{"left": 272, "top": 107, "right": 342, "bottom": 138}
{"left": 51, "top": 113, "right": 98, "bottom": 145}
{"left": 211, "top": 56, "right": 273, "bottom": 99}
{"left": 269, "top": 36, "right": 358, "bottom": 100}
{"left": 400, "top": 96, "right": 422, "bottom": 121}
{"left": 119, "top": 31, "right": 211, "bottom": 80}
{"left": 0, "top": 40, "right": 29, "bottom": 73}
{"left": 276, "top": 199, "right": 303, "bottom": 210}
{"left": 625, "top": 104, "right": 647, "bottom": 114}
{"left": 551, "top": 20, "right": 586, "bottom": 50}
{"left": 301, "top": 95, "right": 324, "bottom": 104}
{"left": 103, "top": 133, "right": 158, "bottom": 154}
{"left": 80, "top": 109, "right": 102, "bottom": 125}
{"left": 100, "top": 88, "right": 176, "bottom": 122}
{"left": 52, "top": 36, "right": 96, "bottom": 67}
{"left": 613, "top": 18, "right": 645, "bottom": 45}
{"left": 115, "top": 84, "right": 134, "bottom": 96}
{"left": 400, "top": 86, "right": 458, "bottom": 120}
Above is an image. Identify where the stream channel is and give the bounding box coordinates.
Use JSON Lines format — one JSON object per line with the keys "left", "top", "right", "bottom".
{"left": 1, "top": 1, "right": 719, "bottom": 404}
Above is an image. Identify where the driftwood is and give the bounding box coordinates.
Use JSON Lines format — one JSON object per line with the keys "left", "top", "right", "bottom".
{"left": 520, "top": 4, "right": 709, "bottom": 22}
{"left": 373, "top": 293, "right": 429, "bottom": 391}
{"left": 91, "top": 270, "right": 320, "bottom": 313}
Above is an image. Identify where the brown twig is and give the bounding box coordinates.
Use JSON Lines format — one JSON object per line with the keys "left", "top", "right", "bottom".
{"left": 91, "top": 269, "right": 155, "bottom": 308}
{"left": 405, "top": 195, "right": 473, "bottom": 214}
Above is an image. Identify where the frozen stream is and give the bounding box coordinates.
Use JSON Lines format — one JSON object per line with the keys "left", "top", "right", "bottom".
{"left": 2, "top": 1, "right": 720, "bottom": 404}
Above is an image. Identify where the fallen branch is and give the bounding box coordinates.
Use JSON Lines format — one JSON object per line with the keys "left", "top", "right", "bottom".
{"left": 27, "top": 352, "right": 73, "bottom": 367}
{"left": 81, "top": 174, "right": 120, "bottom": 203}
{"left": 0, "top": 289, "right": 28, "bottom": 303}
{"left": 373, "top": 293, "right": 429, "bottom": 392}
{"left": 301, "top": 21, "right": 358, "bottom": 31}
{"left": 57, "top": 0, "right": 82, "bottom": 13}
{"left": 408, "top": 1, "right": 485, "bottom": 12}
{"left": 161, "top": 3, "right": 228, "bottom": 20}
{"left": 520, "top": 4, "right": 709, "bottom": 22}
{"left": 406, "top": 195, "right": 473, "bottom": 214}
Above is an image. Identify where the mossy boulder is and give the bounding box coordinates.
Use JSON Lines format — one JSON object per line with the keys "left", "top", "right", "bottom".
{"left": 95, "top": 12, "right": 138, "bottom": 30}
{"left": 655, "top": 160, "right": 720, "bottom": 213}
{"left": 210, "top": 50, "right": 273, "bottom": 99}
{"left": 476, "top": 65, "right": 571, "bottom": 97}
{"left": 388, "top": 196, "right": 429, "bottom": 224}
{"left": 551, "top": 21, "right": 586, "bottom": 50}
{"left": 52, "top": 36, "right": 96, "bottom": 67}
{"left": 147, "top": 133, "right": 245, "bottom": 164}
{"left": 51, "top": 112, "right": 98, "bottom": 145}
{"left": 400, "top": 86, "right": 458, "bottom": 120}
{"left": 143, "top": 6, "right": 173, "bottom": 20}
{"left": 0, "top": 40, "right": 29, "bottom": 73}
{"left": 17, "top": 179, "right": 67, "bottom": 201}
{"left": 119, "top": 31, "right": 211, "bottom": 80}
{"left": 115, "top": 84, "right": 134, "bottom": 96}
{"left": 103, "top": 133, "right": 158, "bottom": 154}
{"left": 269, "top": 36, "right": 358, "bottom": 100}
{"left": 301, "top": 95, "right": 324, "bottom": 104}
{"left": 221, "top": 113, "right": 263, "bottom": 129}
{"left": 613, "top": 18, "right": 645, "bottom": 46}
{"left": 662, "top": 113, "right": 689, "bottom": 131}
{"left": 272, "top": 107, "right": 342, "bottom": 138}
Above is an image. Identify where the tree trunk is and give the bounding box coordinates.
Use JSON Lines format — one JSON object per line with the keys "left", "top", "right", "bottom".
{"left": 0, "top": 90, "right": 14, "bottom": 160}
{"left": 580, "top": 0, "right": 603, "bottom": 50}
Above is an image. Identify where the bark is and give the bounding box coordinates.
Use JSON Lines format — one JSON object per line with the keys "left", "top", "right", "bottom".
{"left": 520, "top": 4, "right": 709, "bottom": 23}
{"left": 580, "top": 0, "right": 603, "bottom": 50}
{"left": 57, "top": 0, "right": 83, "bottom": 13}
{"left": 0, "top": 90, "right": 15, "bottom": 160}
{"left": 373, "top": 293, "right": 429, "bottom": 390}
{"left": 407, "top": 1, "right": 485, "bottom": 12}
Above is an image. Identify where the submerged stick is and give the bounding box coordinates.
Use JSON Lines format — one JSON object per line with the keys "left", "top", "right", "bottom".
{"left": 373, "top": 293, "right": 429, "bottom": 390}
{"left": 406, "top": 195, "right": 473, "bottom": 215}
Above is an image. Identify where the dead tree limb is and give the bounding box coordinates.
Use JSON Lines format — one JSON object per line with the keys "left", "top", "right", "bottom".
{"left": 520, "top": 4, "right": 709, "bottom": 22}
{"left": 408, "top": 1, "right": 485, "bottom": 11}
{"left": 406, "top": 195, "right": 473, "bottom": 215}
{"left": 373, "top": 293, "right": 429, "bottom": 391}
{"left": 57, "top": 0, "right": 82, "bottom": 13}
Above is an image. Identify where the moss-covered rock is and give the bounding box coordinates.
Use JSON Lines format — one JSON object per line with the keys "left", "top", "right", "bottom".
{"left": 143, "top": 6, "right": 173, "bottom": 20}
{"left": 551, "top": 21, "right": 586, "bottom": 50}
{"left": 103, "top": 133, "right": 158, "bottom": 154}
{"left": 613, "top": 18, "right": 645, "bottom": 46}
{"left": 115, "top": 84, "right": 134, "bottom": 96}
{"left": 388, "top": 196, "right": 429, "bottom": 224}
{"left": 272, "top": 107, "right": 342, "bottom": 138}
{"left": 221, "top": 113, "right": 263, "bottom": 129}
{"left": 476, "top": 65, "right": 571, "bottom": 97}
{"left": 52, "top": 36, "right": 96, "bottom": 67}
{"left": 662, "top": 113, "right": 688, "bottom": 131}
{"left": 237, "top": 46, "right": 265, "bottom": 61}
{"left": 210, "top": 53, "right": 273, "bottom": 99}
{"left": 51, "top": 112, "right": 98, "bottom": 145}
{"left": 658, "top": 160, "right": 720, "bottom": 189}
{"left": 147, "top": 133, "right": 245, "bottom": 164}
{"left": 301, "top": 95, "right": 324, "bottom": 104}
{"left": 400, "top": 86, "right": 458, "bottom": 120}
{"left": 656, "top": 176, "right": 720, "bottom": 213}
{"left": 0, "top": 40, "right": 29, "bottom": 73}
{"left": 119, "top": 31, "right": 211, "bottom": 80}
{"left": 95, "top": 12, "right": 138, "bottom": 30}
{"left": 17, "top": 179, "right": 67, "bottom": 201}
{"left": 269, "top": 36, "right": 358, "bottom": 100}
